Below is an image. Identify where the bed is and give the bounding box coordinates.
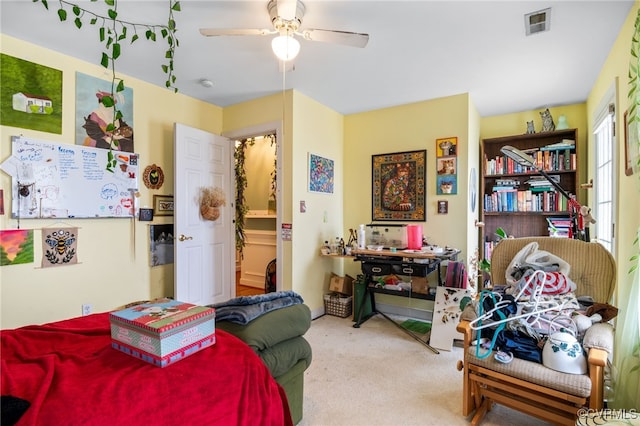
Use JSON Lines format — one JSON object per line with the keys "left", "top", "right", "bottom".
{"left": 1, "top": 312, "right": 292, "bottom": 426}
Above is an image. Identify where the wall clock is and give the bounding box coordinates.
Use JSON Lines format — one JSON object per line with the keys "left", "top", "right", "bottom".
{"left": 143, "top": 164, "right": 164, "bottom": 189}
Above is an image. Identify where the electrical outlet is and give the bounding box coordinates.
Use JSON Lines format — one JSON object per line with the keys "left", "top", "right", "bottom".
{"left": 82, "top": 304, "right": 92, "bottom": 316}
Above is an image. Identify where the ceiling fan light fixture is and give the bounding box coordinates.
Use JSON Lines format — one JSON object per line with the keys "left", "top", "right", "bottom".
{"left": 271, "top": 34, "right": 300, "bottom": 61}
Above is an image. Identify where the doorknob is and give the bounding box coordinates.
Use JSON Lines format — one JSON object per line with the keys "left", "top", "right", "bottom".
{"left": 178, "top": 234, "right": 193, "bottom": 241}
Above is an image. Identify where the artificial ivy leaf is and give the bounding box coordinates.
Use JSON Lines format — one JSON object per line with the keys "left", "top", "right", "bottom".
{"left": 165, "top": 50, "right": 172, "bottom": 59}
{"left": 57, "top": 8, "right": 67, "bottom": 21}
{"left": 74, "top": 18, "right": 82, "bottom": 29}
{"left": 100, "top": 53, "right": 109, "bottom": 68}
{"left": 90, "top": 17, "right": 97, "bottom": 25}
{"left": 112, "top": 43, "right": 121, "bottom": 59}
{"left": 162, "top": 64, "right": 168, "bottom": 73}
{"left": 168, "top": 19, "right": 176, "bottom": 30}
{"left": 119, "top": 26, "right": 127, "bottom": 40}
{"left": 116, "top": 80, "right": 125, "bottom": 92}
{"left": 145, "top": 29, "right": 152, "bottom": 40}
{"left": 40, "top": 0, "right": 49, "bottom": 11}
{"left": 161, "top": 28, "right": 168, "bottom": 38}
{"left": 173, "top": 2, "right": 181, "bottom": 11}
{"left": 99, "top": 26, "right": 105, "bottom": 41}
{"left": 102, "top": 96, "right": 115, "bottom": 108}
{"left": 166, "top": 81, "right": 171, "bottom": 88}
{"left": 115, "top": 110, "right": 123, "bottom": 120}
{"left": 131, "top": 34, "right": 139, "bottom": 43}
{"left": 108, "top": 9, "right": 117, "bottom": 19}
{"left": 72, "top": 5, "right": 80, "bottom": 15}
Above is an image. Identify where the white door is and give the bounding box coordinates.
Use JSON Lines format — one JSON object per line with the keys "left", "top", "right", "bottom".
{"left": 174, "top": 123, "right": 233, "bottom": 305}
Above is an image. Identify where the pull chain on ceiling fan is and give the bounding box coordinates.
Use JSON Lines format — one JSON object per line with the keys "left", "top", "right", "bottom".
{"left": 199, "top": 0, "right": 369, "bottom": 62}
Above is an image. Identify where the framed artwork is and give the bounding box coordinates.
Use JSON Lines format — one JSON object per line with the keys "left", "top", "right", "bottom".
{"left": 308, "top": 153, "right": 334, "bottom": 194}
{"left": 153, "top": 195, "right": 174, "bottom": 216}
{"left": 149, "top": 224, "right": 174, "bottom": 267}
{"left": 624, "top": 110, "right": 639, "bottom": 176}
{"left": 372, "top": 150, "right": 426, "bottom": 221}
{"left": 437, "top": 200, "right": 448, "bottom": 214}
{"left": 0, "top": 54, "right": 63, "bottom": 134}
{"left": 143, "top": 164, "right": 165, "bottom": 189}
{"left": 75, "top": 72, "right": 134, "bottom": 152}
{"left": 436, "top": 137, "right": 458, "bottom": 157}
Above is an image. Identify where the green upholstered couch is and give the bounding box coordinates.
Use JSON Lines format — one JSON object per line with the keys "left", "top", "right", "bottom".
{"left": 216, "top": 303, "right": 312, "bottom": 425}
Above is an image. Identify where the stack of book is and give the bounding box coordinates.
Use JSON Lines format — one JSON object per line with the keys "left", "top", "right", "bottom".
{"left": 547, "top": 216, "right": 572, "bottom": 238}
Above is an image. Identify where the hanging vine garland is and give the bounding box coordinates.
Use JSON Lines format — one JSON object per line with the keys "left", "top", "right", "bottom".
{"left": 33, "top": 0, "right": 181, "bottom": 172}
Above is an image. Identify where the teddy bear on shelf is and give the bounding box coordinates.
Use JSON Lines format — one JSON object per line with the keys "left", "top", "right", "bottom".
{"left": 580, "top": 206, "right": 596, "bottom": 225}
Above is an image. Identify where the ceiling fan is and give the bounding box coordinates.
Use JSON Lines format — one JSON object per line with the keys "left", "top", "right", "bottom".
{"left": 199, "top": 0, "right": 369, "bottom": 62}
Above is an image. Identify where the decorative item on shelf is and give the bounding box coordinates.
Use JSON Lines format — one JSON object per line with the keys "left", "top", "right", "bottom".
{"left": 143, "top": 164, "right": 165, "bottom": 189}
{"left": 539, "top": 108, "right": 555, "bottom": 132}
{"left": 555, "top": 115, "right": 569, "bottom": 130}
{"left": 153, "top": 195, "right": 174, "bottom": 217}
{"left": 199, "top": 186, "right": 226, "bottom": 221}
{"left": 526, "top": 120, "right": 535, "bottom": 134}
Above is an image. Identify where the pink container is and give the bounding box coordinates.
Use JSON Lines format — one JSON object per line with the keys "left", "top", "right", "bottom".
{"left": 406, "top": 225, "right": 423, "bottom": 250}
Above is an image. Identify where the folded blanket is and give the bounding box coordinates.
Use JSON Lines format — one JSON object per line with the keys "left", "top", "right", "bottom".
{"left": 210, "top": 291, "right": 304, "bottom": 325}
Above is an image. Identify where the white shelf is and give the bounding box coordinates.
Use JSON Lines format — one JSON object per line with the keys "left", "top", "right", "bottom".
{"left": 246, "top": 210, "right": 276, "bottom": 219}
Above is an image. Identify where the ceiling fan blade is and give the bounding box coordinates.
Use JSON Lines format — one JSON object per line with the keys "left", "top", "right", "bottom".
{"left": 299, "top": 29, "right": 369, "bottom": 48}
{"left": 199, "top": 28, "right": 275, "bottom": 37}
{"left": 277, "top": 0, "right": 298, "bottom": 21}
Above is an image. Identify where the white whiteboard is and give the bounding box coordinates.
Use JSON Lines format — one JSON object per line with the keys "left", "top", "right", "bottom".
{"left": 6, "top": 136, "right": 139, "bottom": 219}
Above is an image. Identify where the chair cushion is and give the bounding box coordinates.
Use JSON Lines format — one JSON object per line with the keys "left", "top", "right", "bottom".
{"left": 466, "top": 347, "right": 592, "bottom": 397}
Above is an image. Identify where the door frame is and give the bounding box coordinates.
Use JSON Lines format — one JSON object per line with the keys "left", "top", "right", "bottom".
{"left": 223, "top": 121, "right": 283, "bottom": 292}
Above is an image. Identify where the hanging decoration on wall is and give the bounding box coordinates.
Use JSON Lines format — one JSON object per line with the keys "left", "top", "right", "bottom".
{"left": 199, "top": 186, "right": 226, "bottom": 221}
{"left": 41, "top": 227, "right": 79, "bottom": 267}
{"left": 0, "top": 54, "right": 63, "bottom": 134}
{"left": 75, "top": 72, "right": 135, "bottom": 153}
{"left": 149, "top": 224, "right": 174, "bottom": 267}
{"left": 372, "top": 149, "right": 426, "bottom": 221}
{"left": 0, "top": 229, "right": 34, "bottom": 267}
{"left": 436, "top": 137, "right": 458, "bottom": 195}
{"left": 143, "top": 164, "right": 165, "bottom": 189}
{"left": 308, "top": 153, "right": 334, "bottom": 194}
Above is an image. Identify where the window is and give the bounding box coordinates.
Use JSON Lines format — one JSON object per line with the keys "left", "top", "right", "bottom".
{"left": 593, "top": 90, "right": 616, "bottom": 254}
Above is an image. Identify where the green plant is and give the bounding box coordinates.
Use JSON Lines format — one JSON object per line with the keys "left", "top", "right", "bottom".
{"left": 234, "top": 138, "right": 255, "bottom": 257}
{"left": 34, "top": 0, "right": 180, "bottom": 171}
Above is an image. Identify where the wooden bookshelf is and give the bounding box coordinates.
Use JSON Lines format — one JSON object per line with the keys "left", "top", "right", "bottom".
{"left": 480, "top": 129, "right": 579, "bottom": 260}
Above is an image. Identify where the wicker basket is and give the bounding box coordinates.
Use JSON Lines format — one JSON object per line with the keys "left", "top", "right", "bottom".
{"left": 324, "top": 293, "right": 353, "bottom": 318}
{"left": 200, "top": 205, "right": 220, "bottom": 221}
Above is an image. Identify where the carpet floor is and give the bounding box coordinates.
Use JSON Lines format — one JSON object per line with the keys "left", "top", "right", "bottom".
{"left": 299, "top": 313, "right": 552, "bottom": 426}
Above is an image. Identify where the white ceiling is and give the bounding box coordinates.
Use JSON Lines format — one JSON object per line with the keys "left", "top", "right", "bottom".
{"left": 0, "top": 0, "right": 634, "bottom": 116}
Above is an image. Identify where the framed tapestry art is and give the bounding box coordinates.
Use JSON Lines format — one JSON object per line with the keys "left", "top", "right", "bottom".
{"left": 372, "top": 150, "right": 426, "bottom": 221}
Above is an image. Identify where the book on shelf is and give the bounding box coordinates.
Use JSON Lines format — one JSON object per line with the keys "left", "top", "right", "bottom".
{"left": 540, "top": 140, "right": 576, "bottom": 151}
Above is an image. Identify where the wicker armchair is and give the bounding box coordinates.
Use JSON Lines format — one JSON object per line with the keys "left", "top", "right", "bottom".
{"left": 457, "top": 237, "right": 616, "bottom": 425}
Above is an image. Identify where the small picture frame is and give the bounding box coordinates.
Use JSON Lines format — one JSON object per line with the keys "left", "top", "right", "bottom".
{"left": 139, "top": 207, "right": 154, "bottom": 221}
{"left": 437, "top": 200, "right": 448, "bottom": 214}
{"left": 153, "top": 195, "right": 174, "bottom": 217}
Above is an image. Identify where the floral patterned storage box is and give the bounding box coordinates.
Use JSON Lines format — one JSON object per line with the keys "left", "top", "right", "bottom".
{"left": 110, "top": 298, "right": 216, "bottom": 367}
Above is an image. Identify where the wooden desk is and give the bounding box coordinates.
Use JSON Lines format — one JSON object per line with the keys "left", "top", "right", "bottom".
{"left": 351, "top": 248, "right": 460, "bottom": 354}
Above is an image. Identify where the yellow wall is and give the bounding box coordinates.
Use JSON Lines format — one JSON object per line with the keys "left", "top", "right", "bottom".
{"left": 588, "top": 2, "right": 640, "bottom": 290}
{"left": 3, "top": 1, "right": 638, "bottom": 328}
{"left": 343, "top": 93, "right": 473, "bottom": 310}
{"left": 0, "top": 35, "right": 222, "bottom": 328}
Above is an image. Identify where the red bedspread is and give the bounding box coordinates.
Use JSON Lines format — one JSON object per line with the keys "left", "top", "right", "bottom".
{"left": 1, "top": 312, "right": 292, "bottom": 426}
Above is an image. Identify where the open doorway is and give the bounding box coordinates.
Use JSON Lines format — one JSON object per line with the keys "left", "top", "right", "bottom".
{"left": 225, "top": 122, "right": 282, "bottom": 297}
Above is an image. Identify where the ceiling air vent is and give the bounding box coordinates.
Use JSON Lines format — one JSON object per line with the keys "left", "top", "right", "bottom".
{"left": 525, "top": 8, "right": 551, "bottom": 36}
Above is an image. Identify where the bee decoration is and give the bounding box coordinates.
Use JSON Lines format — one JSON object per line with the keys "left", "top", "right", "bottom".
{"left": 45, "top": 229, "right": 76, "bottom": 264}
